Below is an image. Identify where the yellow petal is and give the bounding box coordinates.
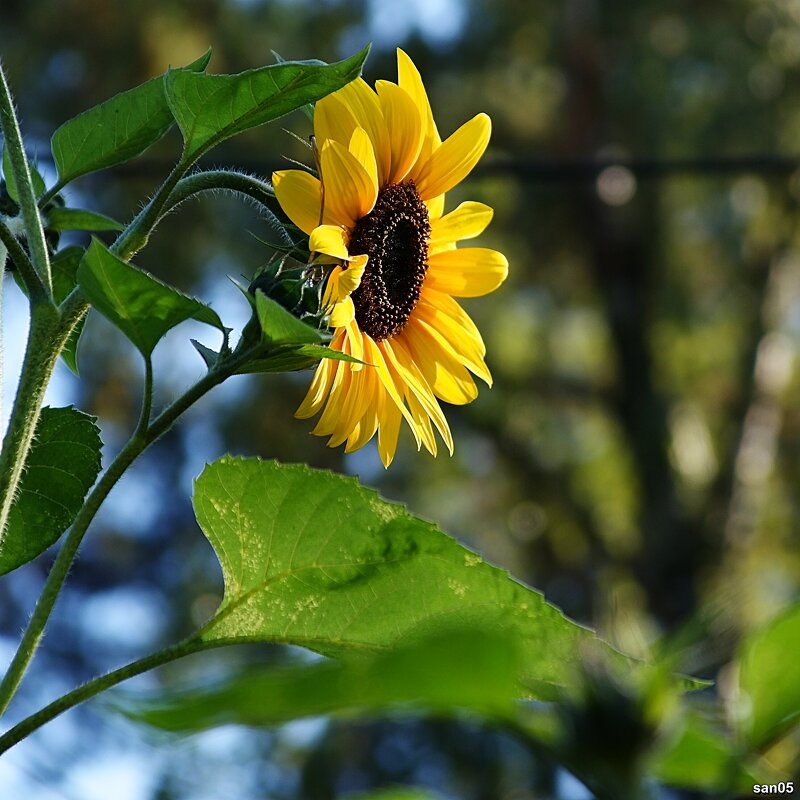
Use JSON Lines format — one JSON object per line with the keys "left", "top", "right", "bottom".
{"left": 420, "top": 288, "right": 486, "bottom": 355}
{"left": 425, "top": 194, "right": 445, "bottom": 221}
{"left": 376, "top": 80, "right": 424, "bottom": 184}
{"left": 425, "top": 247, "right": 508, "bottom": 297}
{"left": 335, "top": 77, "right": 391, "bottom": 186}
{"left": 329, "top": 295, "right": 355, "bottom": 328}
{"left": 310, "top": 224, "right": 349, "bottom": 260}
{"left": 397, "top": 49, "right": 441, "bottom": 177}
{"left": 345, "top": 363, "right": 380, "bottom": 451}
{"left": 406, "top": 391, "right": 438, "bottom": 456}
{"left": 295, "top": 355, "right": 336, "bottom": 419}
{"left": 382, "top": 337, "right": 453, "bottom": 454}
{"left": 314, "top": 93, "right": 359, "bottom": 147}
{"left": 320, "top": 139, "right": 377, "bottom": 228}
{"left": 344, "top": 320, "right": 365, "bottom": 368}
{"left": 377, "top": 395, "right": 402, "bottom": 468}
{"left": 415, "top": 294, "right": 491, "bottom": 384}
{"left": 349, "top": 128, "right": 379, "bottom": 195}
{"left": 369, "top": 337, "right": 419, "bottom": 446}
{"left": 312, "top": 344, "right": 351, "bottom": 437}
{"left": 273, "top": 170, "right": 322, "bottom": 235}
{"left": 414, "top": 113, "right": 491, "bottom": 200}
{"left": 403, "top": 316, "right": 479, "bottom": 405}
{"left": 429, "top": 202, "right": 494, "bottom": 254}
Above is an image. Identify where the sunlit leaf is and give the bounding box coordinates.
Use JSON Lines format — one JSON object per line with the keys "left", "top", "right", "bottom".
{"left": 255, "top": 291, "right": 322, "bottom": 345}
{"left": 236, "top": 343, "right": 365, "bottom": 374}
{"left": 46, "top": 207, "right": 123, "bottom": 232}
{"left": 77, "top": 238, "right": 223, "bottom": 357}
{"left": 0, "top": 407, "right": 102, "bottom": 575}
{"left": 165, "top": 47, "right": 369, "bottom": 163}
{"left": 738, "top": 603, "right": 800, "bottom": 748}
{"left": 193, "top": 457, "right": 617, "bottom": 699}
{"left": 50, "top": 50, "right": 211, "bottom": 187}
{"left": 120, "top": 627, "right": 519, "bottom": 732}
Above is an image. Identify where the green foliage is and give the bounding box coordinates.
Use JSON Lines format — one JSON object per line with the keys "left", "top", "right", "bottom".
{"left": 255, "top": 290, "right": 322, "bottom": 346}
{"left": 193, "top": 457, "right": 615, "bottom": 700}
{"left": 51, "top": 246, "right": 85, "bottom": 373}
{"left": 165, "top": 46, "right": 369, "bottom": 163}
{"left": 49, "top": 50, "right": 211, "bottom": 188}
{"left": 77, "top": 238, "right": 223, "bottom": 358}
{"left": 46, "top": 207, "right": 123, "bottom": 233}
{"left": 738, "top": 603, "right": 800, "bottom": 748}
{"left": 1, "top": 145, "right": 45, "bottom": 200}
{"left": 652, "top": 713, "right": 768, "bottom": 792}
{"left": 0, "top": 407, "right": 102, "bottom": 575}
{"left": 121, "top": 627, "right": 518, "bottom": 732}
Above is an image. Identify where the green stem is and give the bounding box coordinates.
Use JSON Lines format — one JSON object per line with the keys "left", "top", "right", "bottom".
{"left": 0, "top": 637, "right": 207, "bottom": 755}
{"left": 0, "top": 305, "right": 64, "bottom": 544}
{"left": 166, "top": 169, "right": 276, "bottom": 210}
{"left": 112, "top": 158, "right": 189, "bottom": 261}
{"left": 0, "top": 346, "right": 255, "bottom": 716}
{"left": 0, "top": 64, "right": 51, "bottom": 294}
{"left": 0, "top": 217, "right": 46, "bottom": 302}
{"left": 37, "top": 180, "right": 65, "bottom": 210}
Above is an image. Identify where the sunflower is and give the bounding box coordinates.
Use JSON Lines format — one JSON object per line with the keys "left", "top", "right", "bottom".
{"left": 273, "top": 49, "right": 508, "bottom": 467}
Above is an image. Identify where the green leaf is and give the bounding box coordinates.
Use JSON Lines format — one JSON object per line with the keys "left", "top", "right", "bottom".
{"left": 2, "top": 145, "right": 46, "bottom": 201}
{"left": 255, "top": 291, "right": 322, "bottom": 345}
{"left": 738, "top": 603, "right": 800, "bottom": 748}
{"left": 652, "top": 713, "right": 771, "bottom": 792}
{"left": 165, "top": 46, "right": 369, "bottom": 163}
{"left": 236, "top": 343, "right": 365, "bottom": 375}
{"left": 51, "top": 246, "right": 86, "bottom": 373}
{"left": 120, "top": 626, "right": 519, "bottom": 732}
{"left": 46, "top": 207, "right": 123, "bottom": 232}
{"left": 193, "top": 457, "right": 617, "bottom": 699}
{"left": 346, "top": 792, "right": 438, "bottom": 800}
{"left": 0, "top": 407, "right": 102, "bottom": 575}
{"left": 77, "top": 238, "right": 223, "bottom": 358}
{"left": 50, "top": 51, "right": 211, "bottom": 187}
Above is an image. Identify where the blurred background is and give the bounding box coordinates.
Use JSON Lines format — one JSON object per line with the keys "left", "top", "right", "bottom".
{"left": 2, "top": 0, "right": 800, "bottom": 797}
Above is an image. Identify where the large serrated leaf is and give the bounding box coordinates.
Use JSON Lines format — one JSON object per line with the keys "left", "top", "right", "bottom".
{"left": 193, "top": 457, "right": 616, "bottom": 699}
{"left": 165, "top": 47, "right": 369, "bottom": 163}
{"left": 0, "top": 407, "right": 102, "bottom": 575}
{"left": 119, "top": 627, "right": 519, "bottom": 732}
{"left": 50, "top": 50, "right": 211, "bottom": 187}
{"left": 77, "top": 238, "right": 223, "bottom": 358}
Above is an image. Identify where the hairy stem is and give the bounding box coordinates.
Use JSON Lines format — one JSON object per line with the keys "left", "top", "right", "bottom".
{"left": 0, "top": 305, "right": 70, "bottom": 546}
{"left": 0, "top": 64, "right": 51, "bottom": 294}
{"left": 0, "top": 637, "right": 208, "bottom": 755}
{"left": 0, "top": 217, "right": 46, "bottom": 302}
{"left": 112, "top": 158, "right": 190, "bottom": 261}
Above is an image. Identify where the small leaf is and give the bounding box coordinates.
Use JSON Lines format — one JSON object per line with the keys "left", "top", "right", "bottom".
{"left": 2, "top": 145, "right": 46, "bottom": 201}
{"left": 50, "top": 52, "right": 211, "bottom": 187}
{"left": 165, "top": 46, "right": 369, "bottom": 163}
{"left": 738, "top": 603, "right": 800, "bottom": 748}
{"left": 193, "top": 457, "right": 621, "bottom": 699}
{"left": 46, "top": 207, "right": 123, "bottom": 232}
{"left": 255, "top": 291, "right": 322, "bottom": 345}
{"left": 120, "top": 627, "right": 519, "bottom": 732}
{"left": 0, "top": 407, "right": 102, "bottom": 575}
{"left": 51, "top": 246, "right": 86, "bottom": 373}
{"left": 77, "top": 238, "right": 223, "bottom": 357}
{"left": 191, "top": 339, "right": 220, "bottom": 370}
{"left": 236, "top": 343, "right": 366, "bottom": 375}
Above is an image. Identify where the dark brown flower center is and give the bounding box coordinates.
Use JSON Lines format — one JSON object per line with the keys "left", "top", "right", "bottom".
{"left": 347, "top": 180, "right": 430, "bottom": 341}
